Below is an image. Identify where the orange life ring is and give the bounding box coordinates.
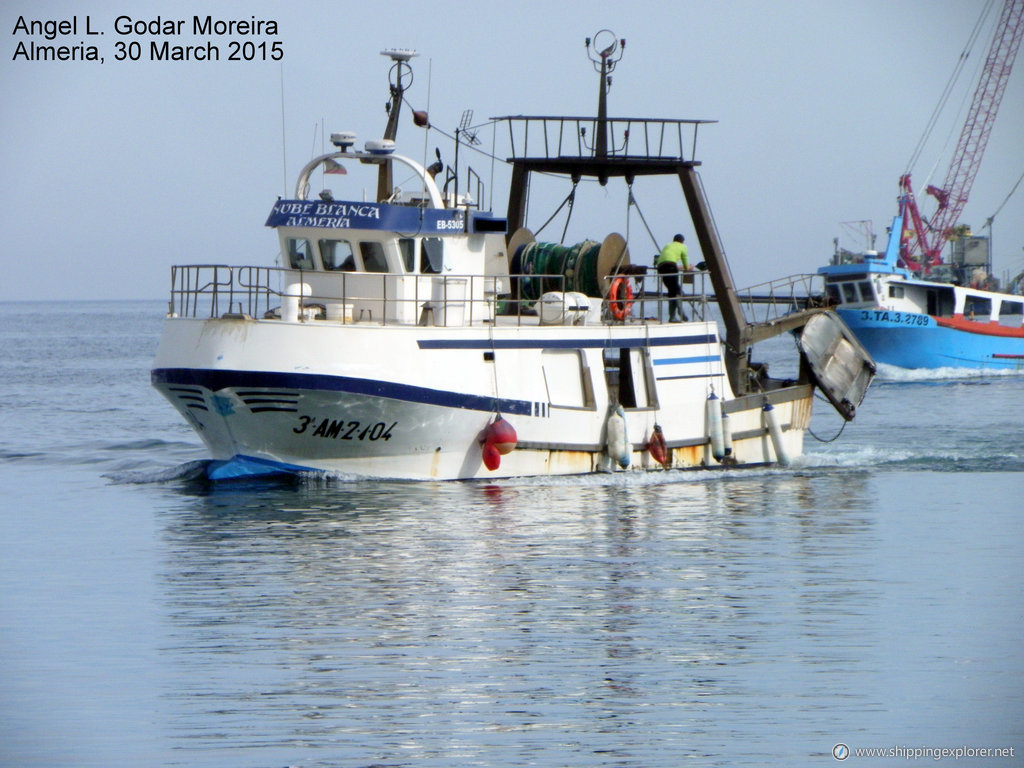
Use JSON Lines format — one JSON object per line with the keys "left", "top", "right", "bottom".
{"left": 608, "top": 277, "right": 634, "bottom": 321}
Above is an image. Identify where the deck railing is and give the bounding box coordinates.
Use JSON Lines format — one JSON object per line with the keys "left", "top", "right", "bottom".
{"left": 167, "top": 265, "right": 827, "bottom": 331}
{"left": 735, "top": 273, "right": 830, "bottom": 325}
{"left": 166, "top": 265, "right": 731, "bottom": 327}
{"left": 496, "top": 116, "right": 713, "bottom": 164}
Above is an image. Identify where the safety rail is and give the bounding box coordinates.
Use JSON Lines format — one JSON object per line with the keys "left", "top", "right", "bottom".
{"left": 496, "top": 116, "right": 714, "bottom": 163}
{"left": 169, "top": 265, "right": 239, "bottom": 319}
{"left": 609, "top": 269, "right": 713, "bottom": 323}
{"left": 166, "top": 265, "right": 716, "bottom": 327}
{"left": 169, "top": 265, "right": 282, "bottom": 320}
{"left": 735, "top": 273, "right": 830, "bottom": 325}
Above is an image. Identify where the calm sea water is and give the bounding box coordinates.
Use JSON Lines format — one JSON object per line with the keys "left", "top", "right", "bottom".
{"left": 1, "top": 300, "right": 1022, "bottom": 768}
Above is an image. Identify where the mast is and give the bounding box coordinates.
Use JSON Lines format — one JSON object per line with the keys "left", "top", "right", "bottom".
{"left": 586, "top": 30, "right": 624, "bottom": 165}
{"left": 376, "top": 49, "right": 418, "bottom": 203}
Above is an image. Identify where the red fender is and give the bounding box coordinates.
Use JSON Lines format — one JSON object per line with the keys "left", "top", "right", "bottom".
{"left": 482, "top": 442, "right": 501, "bottom": 471}
{"left": 486, "top": 416, "right": 518, "bottom": 455}
{"left": 647, "top": 424, "right": 670, "bottom": 467}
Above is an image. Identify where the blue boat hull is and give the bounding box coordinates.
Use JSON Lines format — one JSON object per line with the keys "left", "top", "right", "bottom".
{"left": 837, "top": 308, "right": 1024, "bottom": 370}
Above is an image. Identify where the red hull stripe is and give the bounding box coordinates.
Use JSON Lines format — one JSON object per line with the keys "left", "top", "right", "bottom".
{"left": 934, "top": 316, "right": 1024, "bottom": 338}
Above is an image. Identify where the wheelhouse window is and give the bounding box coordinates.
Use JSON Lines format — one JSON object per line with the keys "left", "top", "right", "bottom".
{"left": 399, "top": 237, "right": 445, "bottom": 274}
{"left": 841, "top": 283, "right": 858, "bottom": 303}
{"left": 360, "top": 241, "right": 389, "bottom": 273}
{"left": 399, "top": 238, "right": 416, "bottom": 272}
{"left": 1001, "top": 300, "right": 1024, "bottom": 316}
{"left": 858, "top": 281, "right": 874, "bottom": 301}
{"left": 421, "top": 237, "right": 444, "bottom": 274}
{"left": 998, "top": 300, "right": 1024, "bottom": 327}
{"left": 964, "top": 298, "right": 991, "bottom": 320}
{"left": 320, "top": 239, "right": 356, "bottom": 271}
{"left": 286, "top": 238, "right": 314, "bottom": 270}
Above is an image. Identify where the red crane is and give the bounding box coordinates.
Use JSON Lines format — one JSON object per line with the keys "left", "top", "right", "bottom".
{"left": 898, "top": 0, "right": 1024, "bottom": 271}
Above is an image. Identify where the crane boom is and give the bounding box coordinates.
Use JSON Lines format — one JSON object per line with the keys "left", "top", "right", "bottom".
{"left": 900, "top": 0, "right": 1024, "bottom": 269}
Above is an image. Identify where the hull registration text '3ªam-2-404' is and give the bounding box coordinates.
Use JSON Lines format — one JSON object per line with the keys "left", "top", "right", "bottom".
{"left": 293, "top": 417, "right": 398, "bottom": 442}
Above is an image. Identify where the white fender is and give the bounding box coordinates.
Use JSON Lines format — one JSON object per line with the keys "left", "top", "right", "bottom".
{"left": 706, "top": 393, "right": 726, "bottom": 462}
{"left": 606, "top": 404, "right": 631, "bottom": 469}
{"left": 721, "top": 410, "right": 733, "bottom": 457}
{"left": 762, "top": 402, "right": 791, "bottom": 467}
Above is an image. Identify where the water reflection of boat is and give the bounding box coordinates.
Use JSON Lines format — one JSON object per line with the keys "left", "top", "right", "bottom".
{"left": 151, "top": 39, "right": 873, "bottom": 480}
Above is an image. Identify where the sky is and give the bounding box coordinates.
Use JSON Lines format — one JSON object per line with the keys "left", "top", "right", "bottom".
{"left": 2, "top": 0, "right": 1022, "bottom": 302}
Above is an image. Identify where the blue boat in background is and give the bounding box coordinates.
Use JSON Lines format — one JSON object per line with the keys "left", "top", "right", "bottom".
{"left": 819, "top": 215, "right": 1024, "bottom": 371}
{"left": 820, "top": 0, "right": 1024, "bottom": 371}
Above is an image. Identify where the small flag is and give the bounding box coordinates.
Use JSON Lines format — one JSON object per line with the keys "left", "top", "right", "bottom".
{"left": 324, "top": 158, "right": 347, "bottom": 174}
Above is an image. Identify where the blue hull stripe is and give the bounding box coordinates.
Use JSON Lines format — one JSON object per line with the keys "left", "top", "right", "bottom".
{"left": 152, "top": 368, "right": 534, "bottom": 415}
{"left": 653, "top": 355, "right": 720, "bottom": 366}
{"left": 417, "top": 333, "right": 717, "bottom": 350}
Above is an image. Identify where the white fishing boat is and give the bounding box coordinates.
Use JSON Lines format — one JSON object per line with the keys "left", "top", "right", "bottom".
{"left": 152, "top": 39, "right": 874, "bottom": 481}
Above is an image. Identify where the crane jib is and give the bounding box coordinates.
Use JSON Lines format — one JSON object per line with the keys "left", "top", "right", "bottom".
{"left": 900, "top": 0, "right": 1024, "bottom": 268}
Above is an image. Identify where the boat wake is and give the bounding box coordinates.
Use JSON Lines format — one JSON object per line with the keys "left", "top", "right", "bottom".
{"left": 105, "top": 441, "right": 1021, "bottom": 494}
{"left": 104, "top": 460, "right": 212, "bottom": 485}
{"left": 803, "top": 443, "right": 1022, "bottom": 474}
{"left": 875, "top": 362, "right": 1024, "bottom": 382}
{"left": 107, "top": 460, "right": 337, "bottom": 489}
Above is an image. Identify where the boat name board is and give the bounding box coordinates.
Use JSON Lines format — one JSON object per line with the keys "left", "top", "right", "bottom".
{"left": 265, "top": 199, "right": 465, "bottom": 234}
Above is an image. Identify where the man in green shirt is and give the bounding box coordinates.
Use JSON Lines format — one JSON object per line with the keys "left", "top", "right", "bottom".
{"left": 657, "top": 233, "right": 689, "bottom": 322}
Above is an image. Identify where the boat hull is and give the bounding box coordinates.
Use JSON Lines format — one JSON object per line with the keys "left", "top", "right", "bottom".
{"left": 836, "top": 307, "right": 1024, "bottom": 370}
{"left": 152, "top": 315, "right": 813, "bottom": 480}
